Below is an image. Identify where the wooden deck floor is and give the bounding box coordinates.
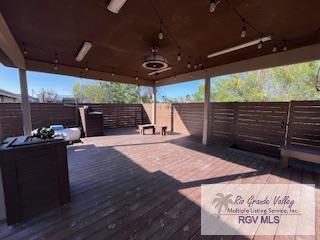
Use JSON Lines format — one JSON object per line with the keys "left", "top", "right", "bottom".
{"left": 0, "top": 128, "right": 319, "bottom": 240}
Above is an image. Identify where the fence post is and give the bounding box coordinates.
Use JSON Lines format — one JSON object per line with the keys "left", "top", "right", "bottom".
{"left": 284, "top": 101, "right": 292, "bottom": 146}
{"left": 233, "top": 102, "right": 239, "bottom": 146}
{"left": 170, "top": 103, "right": 174, "bottom": 132}
{"left": 0, "top": 120, "right": 3, "bottom": 141}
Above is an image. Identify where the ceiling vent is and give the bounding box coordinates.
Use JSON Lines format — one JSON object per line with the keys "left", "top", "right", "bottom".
{"left": 142, "top": 45, "right": 168, "bottom": 70}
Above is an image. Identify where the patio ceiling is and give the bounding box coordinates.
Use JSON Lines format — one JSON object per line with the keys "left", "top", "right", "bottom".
{"left": 0, "top": 0, "right": 320, "bottom": 86}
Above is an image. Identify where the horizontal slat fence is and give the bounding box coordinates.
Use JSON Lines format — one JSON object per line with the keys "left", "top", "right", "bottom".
{"left": 31, "top": 103, "right": 77, "bottom": 129}
{"left": 288, "top": 101, "right": 320, "bottom": 149}
{"left": 1, "top": 101, "right": 319, "bottom": 158}
{"left": 0, "top": 103, "right": 23, "bottom": 140}
{"left": 86, "top": 104, "right": 144, "bottom": 129}
{"left": 209, "top": 103, "right": 235, "bottom": 143}
{"left": 0, "top": 103, "right": 146, "bottom": 140}
{"left": 234, "top": 102, "right": 289, "bottom": 157}
{"left": 172, "top": 103, "right": 204, "bottom": 137}
{"left": 148, "top": 101, "right": 319, "bottom": 157}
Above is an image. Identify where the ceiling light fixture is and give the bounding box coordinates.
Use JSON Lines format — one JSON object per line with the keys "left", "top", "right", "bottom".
{"left": 282, "top": 44, "right": 288, "bottom": 51}
{"left": 272, "top": 45, "right": 277, "bottom": 53}
{"left": 54, "top": 53, "right": 58, "bottom": 64}
{"left": 207, "top": 36, "right": 272, "bottom": 58}
{"left": 107, "top": 0, "right": 127, "bottom": 14}
{"left": 158, "top": 30, "right": 163, "bottom": 40}
{"left": 209, "top": 0, "right": 221, "bottom": 13}
{"left": 241, "top": 25, "right": 247, "bottom": 38}
{"left": 135, "top": 71, "right": 139, "bottom": 80}
{"left": 177, "top": 51, "right": 181, "bottom": 61}
{"left": 148, "top": 67, "right": 172, "bottom": 76}
{"left": 257, "top": 40, "right": 263, "bottom": 50}
{"left": 158, "top": 22, "right": 164, "bottom": 40}
{"left": 75, "top": 41, "right": 93, "bottom": 62}
{"left": 187, "top": 62, "right": 191, "bottom": 68}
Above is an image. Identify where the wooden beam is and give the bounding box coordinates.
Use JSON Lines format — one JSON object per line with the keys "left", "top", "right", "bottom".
{"left": 156, "top": 43, "right": 320, "bottom": 86}
{"left": 0, "top": 13, "right": 25, "bottom": 69}
{"left": 202, "top": 77, "right": 210, "bottom": 145}
{"left": 152, "top": 86, "right": 157, "bottom": 125}
{"left": 19, "top": 69, "right": 32, "bottom": 135}
{"left": 26, "top": 59, "right": 152, "bottom": 87}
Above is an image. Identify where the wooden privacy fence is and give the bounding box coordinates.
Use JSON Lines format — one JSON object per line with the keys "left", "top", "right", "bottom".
{"left": 0, "top": 103, "right": 146, "bottom": 140}
{"left": 210, "top": 102, "right": 290, "bottom": 156}
{"left": 145, "top": 101, "right": 320, "bottom": 157}
{"left": 1, "top": 102, "right": 319, "bottom": 158}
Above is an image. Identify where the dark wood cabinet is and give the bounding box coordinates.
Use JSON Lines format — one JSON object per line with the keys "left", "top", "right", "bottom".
{"left": 79, "top": 106, "right": 104, "bottom": 137}
{"left": 0, "top": 136, "right": 70, "bottom": 225}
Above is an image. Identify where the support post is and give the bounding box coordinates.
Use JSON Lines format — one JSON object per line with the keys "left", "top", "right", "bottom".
{"left": 152, "top": 86, "right": 157, "bottom": 125}
{"left": 19, "top": 69, "right": 32, "bottom": 135}
{"left": 202, "top": 77, "right": 211, "bottom": 145}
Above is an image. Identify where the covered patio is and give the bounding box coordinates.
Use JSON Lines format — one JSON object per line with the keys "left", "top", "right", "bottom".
{"left": 0, "top": 0, "right": 320, "bottom": 239}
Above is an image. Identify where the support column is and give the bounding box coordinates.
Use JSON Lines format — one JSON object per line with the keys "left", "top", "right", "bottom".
{"left": 19, "top": 69, "right": 32, "bottom": 135}
{"left": 152, "top": 86, "right": 157, "bottom": 125}
{"left": 202, "top": 77, "right": 211, "bottom": 145}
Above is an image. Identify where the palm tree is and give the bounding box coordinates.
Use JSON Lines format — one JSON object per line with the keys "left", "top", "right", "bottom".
{"left": 212, "top": 193, "right": 233, "bottom": 218}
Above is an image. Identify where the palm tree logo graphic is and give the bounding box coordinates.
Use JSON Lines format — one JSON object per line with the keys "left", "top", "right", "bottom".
{"left": 212, "top": 193, "right": 233, "bottom": 218}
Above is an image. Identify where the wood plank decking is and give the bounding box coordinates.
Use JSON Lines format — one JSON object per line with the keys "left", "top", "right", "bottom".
{"left": 0, "top": 128, "right": 319, "bottom": 240}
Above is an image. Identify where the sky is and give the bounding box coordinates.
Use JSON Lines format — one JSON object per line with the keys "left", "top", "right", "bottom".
{"left": 0, "top": 64, "right": 203, "bottom": 99}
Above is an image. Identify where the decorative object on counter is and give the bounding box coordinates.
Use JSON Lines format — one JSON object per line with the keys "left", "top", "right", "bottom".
{"left": 32, "top": 127, "right": 55, "bottom": 139}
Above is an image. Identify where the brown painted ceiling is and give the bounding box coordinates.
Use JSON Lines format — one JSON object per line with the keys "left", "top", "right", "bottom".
{"left": 0, "top": 0, "right": 320, "bottom": 83}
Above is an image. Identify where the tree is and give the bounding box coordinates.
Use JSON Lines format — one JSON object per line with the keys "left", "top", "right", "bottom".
{"left": 37, "top": 89, "right": 58, "bottom": 103}
{"left": 192, "top": 61, "right": 320, "bottom": 102}
{"left": 72, "top": 81, "right": 152, "bottom": 104}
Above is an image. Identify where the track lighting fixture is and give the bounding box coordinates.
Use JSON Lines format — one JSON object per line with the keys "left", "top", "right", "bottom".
{"left": 85, "top": 67, "right": 89, "bottom": 71}
{"left": 54, "top": 64, "right": 58, "bottom": 70}
{"left": 194, "top": 65, "right": 198, "bottom": 69}
{"left": 135, "top": 71, "right": 139, "bottom": 80}
{"left": 209, "top": 0, "right": 221, "bottom": 13}
{"left": 257, "top": 40, "right": 263, "bottom": 50}
{"left": 208, "top": 36, "right": 271, "bottom": 58}
{"left": 111, "top": 68, "right": 115, "bottom": 76}
{"left": 187, "top": 62, "right": 191, "bottom": 68}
